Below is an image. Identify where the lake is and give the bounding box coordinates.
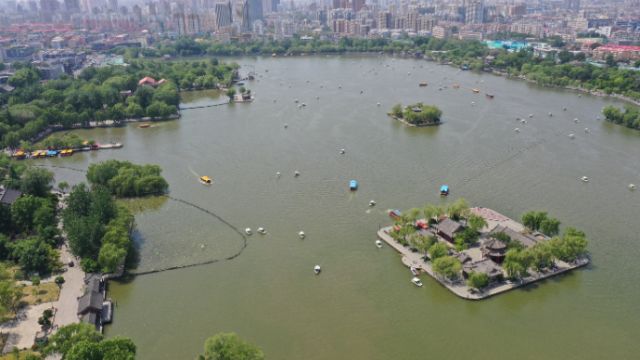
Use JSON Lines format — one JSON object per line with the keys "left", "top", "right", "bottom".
{"left": 44, "top": 55, "right": 640, "bottom": 359}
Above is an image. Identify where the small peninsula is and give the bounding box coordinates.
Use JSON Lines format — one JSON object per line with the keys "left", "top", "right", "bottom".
{"left": 377, "top": 199, "right": 589, "bottom": 300}
{"left": 389, "top": 103, "right": 442, "bottom": 127}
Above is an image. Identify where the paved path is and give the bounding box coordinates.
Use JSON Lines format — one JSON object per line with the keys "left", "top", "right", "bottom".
{"left": 53, "top": 245, "right": 85, "bottom": 327}
{"left": 0, "top": 303, "right": 54, "bottom": 352}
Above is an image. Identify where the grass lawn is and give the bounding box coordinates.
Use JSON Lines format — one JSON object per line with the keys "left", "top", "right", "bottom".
{"left": 0, "top": 351, "right": 41, "bottom": 359}
{"left": 20, "top": 283, "right": 60, "bottom": 306}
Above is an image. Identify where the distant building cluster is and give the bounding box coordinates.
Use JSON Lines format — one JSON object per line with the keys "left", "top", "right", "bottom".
{"left": 0, "top": 0, "right": 639, "bottom": 79}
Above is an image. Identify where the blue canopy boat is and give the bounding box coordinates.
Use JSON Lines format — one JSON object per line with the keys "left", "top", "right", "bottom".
{"left": 440, "top": 185, "right": 449, "bottom": 196}
{"left": 349, "top": 180, "right": 358, "bottom": 191}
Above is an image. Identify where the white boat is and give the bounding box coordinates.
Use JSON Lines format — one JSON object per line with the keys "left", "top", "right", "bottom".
{"left": 569, "top": 133, "right": 575, "bottom": 139}
{"left": 257, "top": 227, "right": 266, "bottom": 234}
{"left": 548, "top": 112, "right": 553, "bottom": 117}
{"left": 314, "top": 265, "right": 321, "bottom": 274}
{"left": 529, "top": 114, "right": 533, "bottom": 118}
{"left": 574, "top": 118, "right": 579, "bottom": 123}
{"left": 514, "top": 128, "right": 520, "bottom": 133}
{"left": 340, "top": 149, "right": 345, "bottom": 154}
{"left": 629, "top": 184, "right": 636, "bottom": 190}
{"left": 369, "top": 200, "right": 376, "bottom": 207}
{"left": 375, "top": 240, "right": 383, "bottom": 248}
{"left": 245, "top": 228, "right": 252, "bottom": 235}
{"left": 298, "top": 231, "right": 306, "bottom": 239}
{"left": 411, "top": 277, "right": 423, "bottom": 287}
{"left": 410, "top": 266, "right": 420, "bottom": 276}
{"left": 581, "top": 176, "right": 589, "bottom": 182}
{"left": 585, "top": 128, "right": 590, "bottom": 133}
{"left": 276, "top": 172, "right": 281, "bottom": 178}
{"left": 294, "top": 170, "right": 300, "bottom": 177}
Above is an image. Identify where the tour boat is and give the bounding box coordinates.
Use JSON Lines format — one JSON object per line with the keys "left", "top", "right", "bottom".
{"left": 375, "top": 240, "right": 383, "bottom": 248}
{"left": 298, "top": 231, "right": 306, "bottom": 239}
{"left": 314, "top": 265, "right": 321, "bottom": 275}
{"left": 472, "top": 88, "right": 480, "bottom": 93}
{"left": 12, "top": 150, "right": 26, "bottom": 159}
{"left": 419, "top": 82, "right": 428, "bottom": 87}
{"left": 388, "top": 209, "right": 402, "bottom": 219}
{"left": 440, "top": 185, "right": 450, "bottom": 196}
{"left": 245, "top": 228, "right": 252, "bottom": 235}
{"left": 581, "top": 176, "right": 589, "bottom": 182}
{"left": 349, "top": 180, "right": 358, "bottom": 191}
{"left": 410, "top": 266, "right": 420, "bottom": 276}
{"left": 411, "top": 277, "right": 423, "bottom": 287}
{"left": 200, "top": 176, "right": 213, "bottom": 185}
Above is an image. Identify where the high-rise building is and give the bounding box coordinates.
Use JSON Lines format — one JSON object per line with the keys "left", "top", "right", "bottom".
{"left": 351, "top": 0, "right": 364, "bottom": 12}
{"left": 215, "top": 1, "right": 233, "bottom": 28}
{"left": 235, "top": 0, "right": 251, "bottom": 32}
{"left": 565, "top": 0, "right": 580, "bottom": 12}
{"left": 63, "top": 0, "right": 80, "bottom": 12}
{"left": 377, "top": 11, "right": 391, "bottom": 29}
{"left": 40, "top": 0, "right": 59, "bottom": 21}
{"left": 248, "top": 0, "right": 263, "bottom": 23}
{"left": 464, "top": 0, "right": 484, "bottom": 24}
{"left": 40, "top": 0, "right": 59, "bottom": 13}
{"left": 108, "top": 0, "right": 118, "bottom": 12}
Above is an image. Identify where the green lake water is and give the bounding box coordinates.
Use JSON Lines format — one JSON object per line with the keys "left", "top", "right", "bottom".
{"left": 43, "top": 55, "right": 640, "bottom": 359}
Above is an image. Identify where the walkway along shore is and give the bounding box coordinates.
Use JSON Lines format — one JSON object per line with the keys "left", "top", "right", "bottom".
{"left": 377, "top": 222, "right": 589, "bottom": 301}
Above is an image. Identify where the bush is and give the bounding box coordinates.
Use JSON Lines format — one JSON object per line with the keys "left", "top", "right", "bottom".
{"left": 467, "top": 272, "right": 489, "bottom": 290}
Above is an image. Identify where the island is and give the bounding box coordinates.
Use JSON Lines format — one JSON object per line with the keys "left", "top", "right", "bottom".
{"left": 377, "top": 199, "right": 589, "bottom": 300}
{"left": 389, "top": 103, "right": 443, "bottom": 127}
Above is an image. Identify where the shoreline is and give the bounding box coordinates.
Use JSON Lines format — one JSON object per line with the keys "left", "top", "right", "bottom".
{"left": 216, "top": 50, "right": 640, "bottom": 107}
{"left": 388, "top": 114, "right": 441, "bottom": 127}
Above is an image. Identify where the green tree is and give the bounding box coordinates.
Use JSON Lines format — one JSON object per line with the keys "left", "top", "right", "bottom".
{"left": 44, "top": 323, "right": 104, "bottom": 357}
{"left": 466, "top": 271, "right": 489, "bottom": 290}
{"left": 58, "top": 181, "right": 69, "bottom": 193}
{"left": 467, "top": 214, "right": 487, "bottom": 232}
{"left": 11, "top": 237, "right": 57, "bottom": 274}
{"left": 391, "top": 104, "right": 403, "bottom": 118}
{"left": 20, "top": 168, "right": 54, "bottom": 197}
{"left": 226, "top": 88, "right": 236, "bottom": 101}
{"left": 432, "top": 256, "right": 461, "bottom": 281}
{"left": 11, "top": 195, "right": 47, "bottom": 233}
{"left": 521, "top": 211, "right": 548, "bottom": 231}
{"left": 528, "top": 242, "right": 555, "bottom": 272}
{"left": 503, "top": 248, "right": 531, "bottom": 279}
{"left": 540, "top": 217, "right": 561, "bottom": 236}
{"left": 428, "top": 242, "right": 448, "bottom": 260}
{"left": 199, "top": 333, "right": 264, "bottom": 360}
